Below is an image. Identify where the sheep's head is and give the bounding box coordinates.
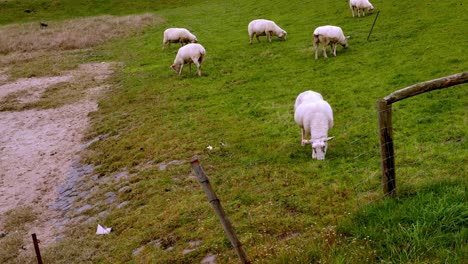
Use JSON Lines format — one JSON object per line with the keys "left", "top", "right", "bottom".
{"left": 191, "top": 38, "right": 198, "bottom": 43}
{"left": 311, "top": 137, "right": 334, "bottom": 160}
{"left": 368, "top": 5, "right": 374, "bottom": 13}
{"left": 342, "top": 36, "right": 350, "bottom": 48}
{"left": 171, "top": 64, "right": 180, "bottom": 73}
{"left": 278, "top": 31, "right": 287, "bottom": 40}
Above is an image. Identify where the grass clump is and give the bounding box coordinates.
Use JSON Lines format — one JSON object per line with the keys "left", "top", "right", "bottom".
{"left": 0, "top": 206, "right": 37, "bottom": 263}
{"left": 0, "top": 14, "right": 163, "bottom": 54}
{"left": 339, "top": 181, "right": 468, "bottom": 262}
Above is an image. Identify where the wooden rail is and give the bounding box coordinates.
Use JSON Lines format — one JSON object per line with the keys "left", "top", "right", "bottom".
{"left": 377, "top": 72, "right": 467, "bottom": 196}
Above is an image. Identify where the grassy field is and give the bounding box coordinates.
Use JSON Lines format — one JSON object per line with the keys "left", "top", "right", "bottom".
{"left": 1, "top": 0, "right": 467, "bottom": 263}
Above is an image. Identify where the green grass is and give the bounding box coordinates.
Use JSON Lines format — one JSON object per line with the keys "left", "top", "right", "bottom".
{"left": 339, "top": 181, "right": 468, "bottom": 263}
{"left": 1, "top": 0, "right": 467, "bottom": 263}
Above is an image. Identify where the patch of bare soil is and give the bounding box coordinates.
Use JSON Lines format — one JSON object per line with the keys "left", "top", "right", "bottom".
{"left": 0, "top": 62, "right": 115, "bottom": 247}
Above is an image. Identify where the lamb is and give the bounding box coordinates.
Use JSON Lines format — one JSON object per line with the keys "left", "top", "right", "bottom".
{"left": 294, "top": 90, "right": 334, "bottom": 160}
{"left": 162, "top": 28, "right": 198, "bottom": 50}
{"left": 248, "top": 19, "right": 287, "bottom": 44}
{"left": 349, "top": 0, "right": 374, "bottom": 17}
{"left": 313, "top": 25, "right": 349, "bottom": 60}
{"left": 171, "top": 43, "right": 206, "bottom": 77}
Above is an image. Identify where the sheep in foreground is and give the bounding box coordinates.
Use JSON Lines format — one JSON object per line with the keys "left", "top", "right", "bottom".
{"left": 162, "top": 28, "right": 198, "bottom": 50}
{"left": 294, "top": 90, "right": 334, "bottom": 160}
{"left": 248, "top": 19, "right": 287, "bottom": 44}
{"left": 349, "top": 0, "right": 374, "bottom": 17}
{"left": 313, "top": 25, "right": 349, "bottom": 60}
{"left": 171, "top": 43, "right": 206, "bottom": 77}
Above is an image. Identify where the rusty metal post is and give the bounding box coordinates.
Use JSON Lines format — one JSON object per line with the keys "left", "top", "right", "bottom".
{"left": 32, "top": 233, "right": 43, "bottom": 264}
{"left": 367, "top": 10, "right": 380, "bottom": 41}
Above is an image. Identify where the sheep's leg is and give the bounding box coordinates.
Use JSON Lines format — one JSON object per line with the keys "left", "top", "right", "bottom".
{"left": 301, "top": 128, "right": 307, "bottom": 146}
{"left": 256, "top": 34, "right": 261, "bottom": 43}
{"left": 267, "top": 32, "right": 272, "bottom": 43}
{"left": 322, "top": 45, "right": 328, "bottom": 58}
{"left": 332, "top": 44, "right": 337, "bottom": 56}
{"left": 249, "top": 34, "right": 253, "bottom": 44}
{"left": 314, "top": 43, "right": 319, "bottom": 60}
{"left": 178, "top": 64, "right": 184, "bottom": 75}
{"left": 196, "top": 63, "right": 202, "bottom": 77}
{"left": 351, "top": 7, "right": 355, "bottom": 17}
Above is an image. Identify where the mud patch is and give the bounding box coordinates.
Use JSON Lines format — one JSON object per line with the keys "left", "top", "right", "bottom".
{"left": 0, "top": 62, "right": 117, "bottom": 248}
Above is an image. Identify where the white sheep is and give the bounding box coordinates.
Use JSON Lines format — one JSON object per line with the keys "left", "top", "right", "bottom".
{"left": 313, "top": 25, "right": 349, "bottom": 60}
{"left": 171, "top": 43, "right": 206, "bottom": 77}
{"left": 294, "top": 90, "right": 334, "bottom": 160}
{"left": 248, "top": 19, "right": 287, "bottom": 44}
{"left": 350, "top": 0, "right": 374, "bottom": 17}
{"left": 162, "top": 28, "right": 198, "bottom": 50}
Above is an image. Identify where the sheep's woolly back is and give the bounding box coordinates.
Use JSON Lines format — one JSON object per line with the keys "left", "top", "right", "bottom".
{"left": 294, "top": 101, "right": 333, "bottom": 140}
{"left": 248, "top": 19, "right": 287, "bottom": 38}
{"left": 173, "top": 43, "right": 206, "bottom": 64}
{"left": 163, "top": 28, "right": 197, "bottom": 43}
{"left": 294, "top": 90, "right": 323, "bottom": 111}
{"left": 350, "top": 0, "right": 374, "bottom": 9}
{"left": 313, "top": 25, "right": 347, "bottom": 44}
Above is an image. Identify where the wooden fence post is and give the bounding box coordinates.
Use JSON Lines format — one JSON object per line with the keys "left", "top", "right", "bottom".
{"left": 377, "top": 99, "right": 396, "bottom": 196}
{"left": 377, "top": 71, "right": 467, "bottom": 197}
{"left": 191, "top": 157, "right": 250, "bottom": 264}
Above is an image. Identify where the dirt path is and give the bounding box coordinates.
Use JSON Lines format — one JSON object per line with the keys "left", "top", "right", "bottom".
{"left": 0, "top": 62, "right": 114, "bottom": 245}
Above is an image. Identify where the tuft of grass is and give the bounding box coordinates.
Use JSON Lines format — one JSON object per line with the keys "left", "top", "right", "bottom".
{"left": 339, "top": 180, "right": 468, "bottom": 263}
{"left": 0, "top": 232, "right": 25, "bottom": 264}
{"left": 0, "top": 206, "right": 38, "bottom": 264}
{"left": 0, "top": 14, "right": 163, "bottom": 54}
{"left": 2, "top": 206, "right": 37, "bottom": 232}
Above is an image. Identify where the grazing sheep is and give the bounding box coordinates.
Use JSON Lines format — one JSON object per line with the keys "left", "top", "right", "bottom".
{"left": 313, "top": 25, "right": 349, "bottom": 60}
{"left": 162, "top": 28, "right": 198, "bottom": 50}
{"left": 171, "top": 43, "right": 206, "bottom": 77}
{"left": 294, "top": 90, "right": 334, "bottom": 160}
{"left": 350, "top": 0, "right": 374, "bottom": 17}
{"left": 248, "top": 19, "right": 287, "bottom": 44}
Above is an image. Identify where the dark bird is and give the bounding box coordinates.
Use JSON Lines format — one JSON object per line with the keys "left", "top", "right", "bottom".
{"left": 40, "top": 22, "right": 48, "bottom": 29}
{"left": 24, "top": 9, "right": 33, "bottom": 13}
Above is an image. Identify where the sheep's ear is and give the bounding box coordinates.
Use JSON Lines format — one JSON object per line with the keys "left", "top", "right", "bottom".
{"left": 346, "top": 36, "right": 350, "bottom": 40}
{"left": 326, "top": 136, "right": 335, "bottom": 141}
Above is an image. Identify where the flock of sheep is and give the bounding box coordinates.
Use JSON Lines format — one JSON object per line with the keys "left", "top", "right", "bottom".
{"left": 162, "top": 0, "right": 375, "bottom": 160}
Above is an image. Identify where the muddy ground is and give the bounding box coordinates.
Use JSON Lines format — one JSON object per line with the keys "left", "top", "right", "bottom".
{"left": 0, "top": 62, "right": 114, "bottom": 246}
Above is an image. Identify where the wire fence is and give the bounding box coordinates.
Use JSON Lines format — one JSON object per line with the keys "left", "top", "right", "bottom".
{"left": 352, "top": 80, "right": 466, "bottom": 207}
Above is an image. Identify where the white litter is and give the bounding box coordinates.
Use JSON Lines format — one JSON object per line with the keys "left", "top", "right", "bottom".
{"left": 207, "top": 145, "right": 213, "bottom": 150}
{"left": 96, "top": 224, "right": 112, "bottom": 235}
